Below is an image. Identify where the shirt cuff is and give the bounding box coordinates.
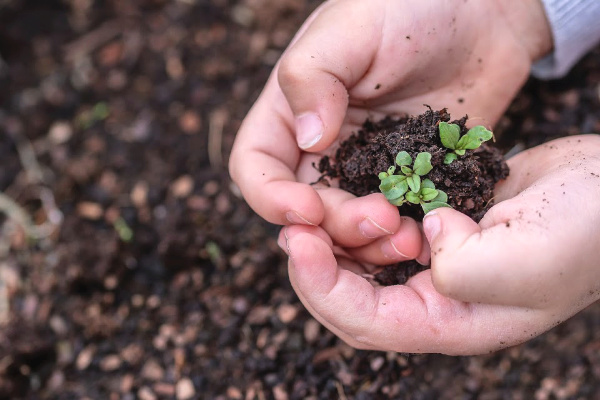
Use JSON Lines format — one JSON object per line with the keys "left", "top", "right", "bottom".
{"left": 531, "top": 0, "right": 600, "bottom": 79}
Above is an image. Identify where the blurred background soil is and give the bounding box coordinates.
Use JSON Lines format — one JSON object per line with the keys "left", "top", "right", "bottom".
{"left": 1, "top": 0, "right": 600, "bottom": 399}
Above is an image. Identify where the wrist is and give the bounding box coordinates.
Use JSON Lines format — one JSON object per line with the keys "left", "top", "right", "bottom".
{"left": 494, "top": 0, "right": 553, "bottom": 62}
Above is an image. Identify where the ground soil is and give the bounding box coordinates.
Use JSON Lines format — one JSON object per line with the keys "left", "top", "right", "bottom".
{"left": 2, "top": 1, "right": 600, "bottom": 399}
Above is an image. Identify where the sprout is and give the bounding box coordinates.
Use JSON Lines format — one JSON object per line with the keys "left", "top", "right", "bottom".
{"left": 378, "top": 151, "right": 451, "bottom": 213}
{"left": 439, "top": 122, "right": 493, "bottom": 164}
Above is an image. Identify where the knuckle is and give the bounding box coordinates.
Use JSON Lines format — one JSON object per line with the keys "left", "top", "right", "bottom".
{"left": 277, "top": 51, "right": 308, "bottom": 89}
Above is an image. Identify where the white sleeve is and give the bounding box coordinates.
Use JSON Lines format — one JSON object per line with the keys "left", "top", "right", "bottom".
{"left": 531, "top": 0, "right": 600, "bottom": 79}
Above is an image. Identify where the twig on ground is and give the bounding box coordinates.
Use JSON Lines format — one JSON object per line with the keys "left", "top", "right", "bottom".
{"left": 335, "top": 381, "right": 348, "bottom": 400}
{"left": 209, "top": 109, "right": 227, "bottom": 170}
{"left": 2, "top": 124, "right": 63, "bottom": 241}
{"left": 63, "top": 19, "right": 123, "bottom": 63}
{"left": 0, "top": 263, "right": 8, "bottom": 326}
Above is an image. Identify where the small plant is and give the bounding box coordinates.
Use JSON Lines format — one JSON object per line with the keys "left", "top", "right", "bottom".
{"left": 379, "top": 151, "right": 450, "bottom": 213}
{"left": 405, "top": 179, "right": 450, "bottom": 214}
{"left": 439, "top": 122, "right": 493, "bottom": 164}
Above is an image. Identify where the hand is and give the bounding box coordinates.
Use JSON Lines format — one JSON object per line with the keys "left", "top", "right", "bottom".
{"left": 279, "top": 135, "right": 600, "bottom": 355}
{"left": 230, "top": 0, "right": 552, "bottom": 266}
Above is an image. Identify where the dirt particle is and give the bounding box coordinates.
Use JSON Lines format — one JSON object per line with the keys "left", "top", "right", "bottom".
{"left": 457, "top": 97, "right": 464, "bottom": 103}
{"left": 375, "top": 83, "right": 381, "bottom": 90}
{"left": 406, "top": 35, "right": 411, "bottom": 39}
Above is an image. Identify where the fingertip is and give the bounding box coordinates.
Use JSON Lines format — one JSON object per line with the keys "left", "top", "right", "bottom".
{"left": 385, "top": 216, "right": 422, "bottom": 260}
{"left": 422, "top": 211, "right": 442, "bottom": 245}
{"left": 415, "top": 223, "right": 431, "bottom": 265}
{"left": 426, "top": 208, "right": 482, "bottom": 298}
{"left": 295, "top": 112, "right": 324, "bottom": 150}
{"left": 287, "top": 229, "right": 338, "bottom": 299}
{"left": 277, "top": 50, "right": 349, "bottom": 153}
{"left": 261, "top": 181, "right": 325, "bottom": 226}
{"left": 284, "top": 224, "right": 334, "bottom": 250}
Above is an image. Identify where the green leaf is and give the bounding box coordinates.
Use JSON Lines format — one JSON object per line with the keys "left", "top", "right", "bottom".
{"left": 378, "top": 171, "right": 388, "bottom": 180}
{"left": 405, "top": 191, "right": 421, "bottom": 204}
{"left": 443, "top": 153, "right": 458, "bottom": 164}
{"left": 432, "top": 190, "right": 448, "bottom": 203}
{"left": 456, "top": 125, "right": 493, "bottom": 150}
{"left": 395, "top": 151, "right": 412, "bottom": 166}
{"left": 407, "top": 174, "right": 421, "bottom": 193}
{"left": 421, "top": 179, "right": 435, "bottom": 190}
{"left": 420, "top": 188, "right": 439, "bottom": 202}
{"left": 422, "top": 201, "right": 452, "bottom": 214}
{"left": 387, "top": 166, "right": 396, "bottom": 176}
{"left": 412, "top": 152, "right": 433, "bottom": 176}
{"left": 400, "top": 166, "right": 413, "bottom": 175}
{"left": 455, "top": 149, "right": 466, "bottom": 156}
{"left": 389, "top": 196, "right": 405, "bottom": 206}
{"left": 379, "top": 175, "right": 409, "bottom": 199}
{"left": 439, "top": 122, "right": 460, "bottom": 150}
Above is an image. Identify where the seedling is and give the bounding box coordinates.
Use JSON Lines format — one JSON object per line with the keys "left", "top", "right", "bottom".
{"left": 405, "top": 179, "right": 451, "bottom": 214}
{"left": 439, "top": 122, "right": 493, "bottom": 164}
{"left": 379, "top": 151, "right": 451, "bottom": 213}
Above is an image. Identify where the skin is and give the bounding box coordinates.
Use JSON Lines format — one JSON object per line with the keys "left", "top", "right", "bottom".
{"left": 279, "top": 135, "right": 600, "bottom": 354}
{"left": 229, "top": 0, "right": 600, "bottom": 354}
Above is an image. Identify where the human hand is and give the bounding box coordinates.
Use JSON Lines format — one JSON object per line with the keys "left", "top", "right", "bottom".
{"left": 230, "top": 0, "right": 552, "bottom": 266}
{"left": 278, "top": 135, "right": 600, "bottom": 355}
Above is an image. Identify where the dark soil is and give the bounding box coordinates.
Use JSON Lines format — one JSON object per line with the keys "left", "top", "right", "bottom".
{"left": 317, "top": 108, "right": 509, "bottom": 222}
{"left": 2, "top": 1, "right": 600, "bottom": 399}
{"left": 317, "top": 108, "right": 509, "bottom": 285}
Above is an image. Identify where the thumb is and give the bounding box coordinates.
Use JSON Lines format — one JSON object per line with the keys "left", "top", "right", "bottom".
{"left": 422, "top": 206, "right": 555, "bottom": 308}
{"left": 277, "top": 2, "right": 381, "bottom": 151}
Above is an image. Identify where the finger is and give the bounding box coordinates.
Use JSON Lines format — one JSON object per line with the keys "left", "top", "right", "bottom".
{"left": 346, "top": 216, "right": 422, "bottom": 265}
{"left": 415, "top": 223, "right": 431, "bottom": 265}
{"left": 423, "top": 136, "right": 600, "bottom": 308}
{"left": 277, "top": 225, "right": 333, "bottom": 257}
{"left": 277, "top": 1, "right": 381, "bottom": 151}
{"left": 229, "top": 82, "right": 325, "bottom": 226}
{"left": 285, "top": 227, "right": 555, "bottom": 354}
{"left": 423, "top": 202, "right": 568, "bottom": 308}
{"left": 317, "top": 191, "right": 402, "bottom": 247}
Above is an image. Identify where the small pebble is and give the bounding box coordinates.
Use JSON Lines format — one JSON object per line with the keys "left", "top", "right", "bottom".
{"left": 137, "top": 386, "right": 157, "bottom": 400}
{"left": 171, "top": 175, "right": 194, "bottom": 198}
{"left": 276, "top": 304, "right": 298, "bottom": 324}
{"left": 48, "top": 121, "right": 73, "bottom": 144}
{"left": 100, "top": 355, "right": 122, "bottom": 371}
{"left": 176, "top": 378, "right": 195, "bottom": 400}
{"left": 76, "top": 345, "right": 96, "bottom": 370}
{"left": 77, "top": 202, "right": 103, "bottom": 220}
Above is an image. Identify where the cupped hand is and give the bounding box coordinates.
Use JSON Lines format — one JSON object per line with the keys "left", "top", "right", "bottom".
{"left": 230, "top": 0, "right": 551, "bottom": 266}
{"left": 279, "top": 135, "right": 600, "bottom": 355}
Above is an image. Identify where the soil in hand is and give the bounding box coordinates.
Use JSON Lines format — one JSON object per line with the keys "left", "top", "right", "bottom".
{"left": 317, "top": 107, "right": 509, "bottom": 285}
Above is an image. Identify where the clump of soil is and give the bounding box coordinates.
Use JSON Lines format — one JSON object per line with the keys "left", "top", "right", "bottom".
{"left": 317, "top": 107, "right": 509, "bottom": 285}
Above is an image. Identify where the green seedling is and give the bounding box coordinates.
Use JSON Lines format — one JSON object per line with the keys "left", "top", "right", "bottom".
{"left": 379, "top": 151, "right": 451, "bottom": 213}
{"left": 439, "top": 122, "right": 493, "bottom": 164}
{"left": 378, "top": 151, "right": 432, "bottom": 201}
{"left": 405, "top": 179, "right": 451, "bottom": 214}
{"left": 114, "top": 217, "right": 133, "bottom": 242}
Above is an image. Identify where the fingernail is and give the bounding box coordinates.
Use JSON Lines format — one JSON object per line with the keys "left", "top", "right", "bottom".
{"left": 277, "top": 227, "right": 291, "bottom": 255}
{"left": 381, "top": 240, "right": 408, "bottom": 260}
{"left": 286, "top": 211, "right": 314, "bottom": 225}
{"left": 295, "top": 113, "right": 323, "bottom": 149}
{"left": 423, "top": 211, "right": 441, "bottom": 243}
{"left": 359, "top": 217, "right": 392, "bottom": 238}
